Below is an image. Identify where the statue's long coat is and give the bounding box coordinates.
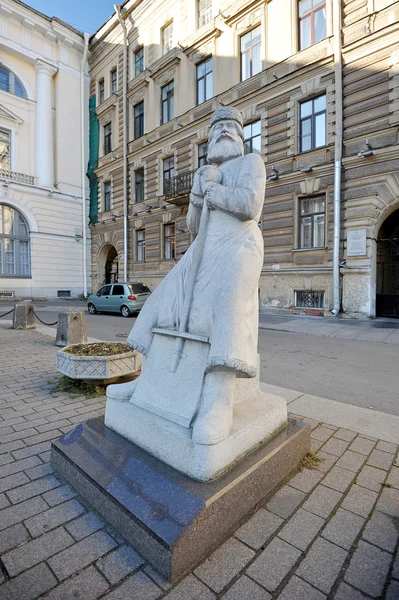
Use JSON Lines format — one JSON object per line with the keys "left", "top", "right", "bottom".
{"left": 127, "top": 152, "right": 266, "bottom": 378}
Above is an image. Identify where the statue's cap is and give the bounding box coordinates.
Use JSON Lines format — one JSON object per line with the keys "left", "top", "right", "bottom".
{"left": 210, "top": 106, "right": 243, "bottom": 129}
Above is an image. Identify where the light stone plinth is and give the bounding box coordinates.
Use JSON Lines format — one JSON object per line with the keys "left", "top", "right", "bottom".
{"left": 56, "top": 345, "right": 140, "bottom": 382}
{"left": 105, "top": 383, "right": 287, "bottom": 481}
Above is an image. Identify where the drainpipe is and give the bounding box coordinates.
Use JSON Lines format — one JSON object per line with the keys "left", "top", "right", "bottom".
{"left": 81, "top": 32, "right": 90, "bottom": 297}
{"left": 115, "top": 4, "right": 128, "bottom": 282}
{"left": 331, "top": 0, "right": 343, "bottom": 316}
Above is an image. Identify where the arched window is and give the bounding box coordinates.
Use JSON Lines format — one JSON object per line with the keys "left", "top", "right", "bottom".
{"left": 0, "top": 205, "right": 30, "bottom": 276}
{"left": 0, "top": 65, "right": 27, "bottom": 99}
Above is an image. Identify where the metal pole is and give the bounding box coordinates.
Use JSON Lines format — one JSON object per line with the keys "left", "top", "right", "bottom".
{"left": 80, "top": 33, "right": 90, "bottom": 298}
{"left": 332, "top": 0, "right": 343, "bottom": 315}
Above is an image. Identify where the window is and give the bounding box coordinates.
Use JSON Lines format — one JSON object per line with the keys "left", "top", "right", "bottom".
{"left": 162, "top": 22, "right": 173, "bottom": 55}
{"left": 299, "top": 94, "right": 326, "bottom": 152}
{"left": 136, "top": 229, "right": 145, "bottom": 262}
{"left": 0, "top": 205, "right": 30, "bottom": 277}
{"left": 198, "top": 0, "right": 212, "bottom": 27}
{"left": 240, "top": 26, "right": 261, "bottom": 81}
{"left": 295, "top": 290, "right": 324, "bottom": 308}
{"left": 298, "top": 0, "right": 326, "bottom": 50}
{"left": 0, "top": 65, "right": 27, "bottom": 98}
{"left": 135, "top": 47, "right": 144, "bottom": 76}
{"left": 97, "top": 285, "right": 112, "bottom": 296}
{"left": 135, "top": 168, "right": 144, "bottom": 203}
{"left": 98, "top": 79, "right": 105, "bottom": 104}
{"left": 104, "top": 181, "right": 112, "bottom": 211}
{"left": 163, "top": 156, "right": 175, "bottom": 194}
{"left": 111, "top": 68, "right": 117, "bottom": 94}
{"left": 161, "top": 81, "right": 174, "bottom": 124}
{"left": 164, "top": 223, "right": 175, "bottom": 259}
{"left": 112, "top": 284, "right": 124, "bottom": 295}
{"left": 0, "top": 129, "right": 11, "bottom": 170}
{"left": 198, "top": 142, "right": 208, "bottom": 167}
{"left": 243, "top": 120, "right": 261, "bottom": 155}
{"left": 103, "top": 123, "right": 112, "bottom": 155}
{"left": 196, "top": 57, "right": 213, "bottom": 105}
{"left": 299, "top": 196, "right": 325, "bottom": 248}
{"left": 134, "top": 101, "right": 144, "bottom": 139}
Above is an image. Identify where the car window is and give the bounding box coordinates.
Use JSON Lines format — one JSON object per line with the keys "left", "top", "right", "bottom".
{"left": 129, "top": 283, "right": 151, "bottom": 294}
{"left": 112, "top": 285, "right": 125, "bottom": 295}
{"left": 98, "top": 285, "right": 112, "bottom": 296}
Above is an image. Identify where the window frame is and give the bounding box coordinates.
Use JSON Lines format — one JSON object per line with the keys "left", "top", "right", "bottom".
{"left": 0, "top": 64, "right": 27, "bottom": 99}
{"left": 110, "top": 68, "right": 117, "bottom": 94}
{"left": 240, "top": 25, "right": 262, "bottom": 82}
{"left": 134, "top": 101, "right": 144, "bottom": 139}
{"left": 299, "top": 93, "right": 327, "bottom": 153}
{"left": 136, "top": 229, "right": 145, "bottom": 262}
{"left": 98, "top": 78, "right": 105, "bottom": 104}
{"left": 162, "top": 21, "right": 174, "bottom": 55}
{"left": 163, "top": 156, "right": 175, "bottom": 194}
{"left": 196, "top": 56, "right": 213, "bottom": 105}
{"left": 0, "top": 128, "right": 11, "bottom": 171}
{"left": 135, "top": 47, "right": 144, "bottom": 76}
{"left": 243, "top": 120, "right": 262, "bottom": 155}
{"left": 298, "top": 195, "right": 326, "bottom": 249}
{"left": 103, "top": 122, "right": 112, "bottom": 155}
{"left": 161, "top": 81, "right": 174, "bottom": 124}
{"left": 134, "top": 168, "right": 145, "bottom": 203}
{"left": 104, "top": 181, "right": 112, "bottom": 212}
{"left": 198, "top": 141, "right": 208, "bottom": 167}
{"left": 298, "top": 0, "right": 327, "bottom": 51}
{"left": 198, "top": 0, "right": 213, "bottom": 28}
{"left": 163, "top": 223, "right": 175, "bottom": 260}
{"left": 0, "top": 204, "right": 31, "bottom": 278}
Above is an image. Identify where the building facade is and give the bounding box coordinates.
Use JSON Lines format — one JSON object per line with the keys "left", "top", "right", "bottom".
{"left": 0, "top": 0, "right": 90, "bottom": 299}
{"left": 88, "top": 0, "right": 399, "bottom": 318}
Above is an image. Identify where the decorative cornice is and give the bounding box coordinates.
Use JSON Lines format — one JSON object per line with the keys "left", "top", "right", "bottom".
{"left": 34, "top": 59, "right": 58, "bottom": 77}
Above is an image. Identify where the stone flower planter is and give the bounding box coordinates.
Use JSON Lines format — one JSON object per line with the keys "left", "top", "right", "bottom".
{"left": 56, "top": 343, "right": 140, "bottom": 382}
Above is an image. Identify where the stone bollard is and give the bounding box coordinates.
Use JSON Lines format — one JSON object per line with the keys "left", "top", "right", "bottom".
{"left": 55, "top": 310, "right": 87, "bottom": 347}
{"left": 13, "top": 303, "right": 35, "bottom": 329}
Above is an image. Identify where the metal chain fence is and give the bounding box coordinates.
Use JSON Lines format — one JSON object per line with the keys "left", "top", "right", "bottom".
{"left": 0, "top": 307, "right": 15, "bottom": 318}
{"left": 31, "top": 308, "right": 58, "bottom": 327}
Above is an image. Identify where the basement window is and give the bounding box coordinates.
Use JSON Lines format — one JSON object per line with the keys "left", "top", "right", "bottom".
{"left": 295, "top": 290, "right": 324, "bottom": 309}
{"left": 57, "top": 290, "right": 71, "bottom": 298}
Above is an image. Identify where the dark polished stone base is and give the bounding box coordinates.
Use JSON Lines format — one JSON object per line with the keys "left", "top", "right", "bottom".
{"left": 51, "top": 417, "right": 310, "bottom": 581}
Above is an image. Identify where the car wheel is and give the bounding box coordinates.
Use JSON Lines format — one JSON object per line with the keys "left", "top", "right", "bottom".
{"left": 88, "top": 303, "right": 97, "bottom": 315}
{"left": 121, "top": 305, "right": 131, "bottom": 318}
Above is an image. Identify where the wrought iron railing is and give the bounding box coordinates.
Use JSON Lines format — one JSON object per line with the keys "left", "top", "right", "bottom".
{"left": 163, "top": 170, "right": 195, "bottom": 199}
{"left": 0, "top": 168, "right": 34, "bottom": 185}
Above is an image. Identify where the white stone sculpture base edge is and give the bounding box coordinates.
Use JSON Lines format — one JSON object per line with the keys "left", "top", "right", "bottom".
{"left": 105, "top": 383, "right": 287, "bottom": 481}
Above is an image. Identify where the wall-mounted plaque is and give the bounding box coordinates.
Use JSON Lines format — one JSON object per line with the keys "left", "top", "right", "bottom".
{"left": 347, "top": 229, "right": 367, "bottom": 257}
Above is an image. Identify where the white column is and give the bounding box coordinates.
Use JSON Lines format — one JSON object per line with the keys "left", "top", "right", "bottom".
{"left": 35, "top": 60, "right": 58, "bottom": 187}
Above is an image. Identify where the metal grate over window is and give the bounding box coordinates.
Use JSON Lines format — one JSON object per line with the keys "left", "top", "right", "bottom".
{"left": 295, "top": 290, "right": 324, "bottom": 309}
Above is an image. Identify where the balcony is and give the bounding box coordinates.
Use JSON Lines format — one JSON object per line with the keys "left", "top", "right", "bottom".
{"left": 0, "top": 168, "right": 34, "bottom": 185}
{"left": 163, "top": 170, "right": 195, "bottom": 205}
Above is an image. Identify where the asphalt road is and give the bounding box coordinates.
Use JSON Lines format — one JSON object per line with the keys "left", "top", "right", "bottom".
{"left": 2, "top": 301, "right": 398, "bottom": 417}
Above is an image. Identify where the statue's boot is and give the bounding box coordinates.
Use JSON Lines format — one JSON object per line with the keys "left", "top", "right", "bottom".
{"left": 107, "top": 355, "right": 145, "bottom": 402}
{"left": 192, "top": 371, "right": 236, "bottom": 445}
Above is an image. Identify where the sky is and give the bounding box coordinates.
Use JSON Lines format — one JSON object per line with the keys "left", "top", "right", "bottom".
{"left": 23, "top": 0, "right": 117, "bottom": 34}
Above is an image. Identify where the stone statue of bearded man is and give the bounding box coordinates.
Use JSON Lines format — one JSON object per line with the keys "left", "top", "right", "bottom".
{"left": 107, "top": 106, "right": 266, "bottom": 447}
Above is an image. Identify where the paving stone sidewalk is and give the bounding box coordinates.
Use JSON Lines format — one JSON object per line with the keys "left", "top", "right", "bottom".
{"left": 0, "top": 324, "right": 398, "bottom": 599}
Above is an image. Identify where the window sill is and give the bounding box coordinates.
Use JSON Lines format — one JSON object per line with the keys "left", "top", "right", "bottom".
{"left": 293, "top": 247, "right": 326, "bottom": 252}
{"left": 0, "top": 275, "right": 32, "bottom": 279}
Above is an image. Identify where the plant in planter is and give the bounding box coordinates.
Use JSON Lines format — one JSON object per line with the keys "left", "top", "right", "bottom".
{"left": 56, "top": 342, "right": 141, "bottom": 383}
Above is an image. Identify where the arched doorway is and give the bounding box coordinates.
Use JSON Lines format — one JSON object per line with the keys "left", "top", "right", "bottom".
{"left": 376, "top": 208, "right": 399, "bottom": 318}
{"left": 98, "top": 244, "right": 119, "bottom": 286}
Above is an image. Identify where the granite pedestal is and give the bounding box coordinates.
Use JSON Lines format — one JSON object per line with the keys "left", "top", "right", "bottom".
{"left": 51, "top": 416, "right": 310, "bottom": 581}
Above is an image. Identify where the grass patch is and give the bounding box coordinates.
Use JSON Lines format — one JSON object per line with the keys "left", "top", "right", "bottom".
{"left": 299, "top": 452, "right": 324, "bottom": 471}
{"left": 63, "top": 342, "right": 132, "bottom": 356}
{"left": 51, "top": 375, "right": 107, "bottom": 398}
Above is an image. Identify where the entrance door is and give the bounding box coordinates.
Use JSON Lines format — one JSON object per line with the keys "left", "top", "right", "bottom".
{"left": 105, "top": 247, "right": 119, "bottom": 284}
{"left": 376, "top": 210, "right": 399, "bottom": 318}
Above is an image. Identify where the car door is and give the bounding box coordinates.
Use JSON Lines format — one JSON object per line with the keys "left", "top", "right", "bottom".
{"left": 110, "top": 284, "right": 125, "bottom": 313}
{"left": 96, "top": 285, "right": 112, "bottom": 311}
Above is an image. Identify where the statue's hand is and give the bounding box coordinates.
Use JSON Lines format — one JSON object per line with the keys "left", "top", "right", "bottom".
{"left": 199, "top": 165, "right": 222, "bottom": 194}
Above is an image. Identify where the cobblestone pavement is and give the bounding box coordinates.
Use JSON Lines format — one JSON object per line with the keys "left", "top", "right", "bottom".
{"left": 0, "top": 324, "right": 398, "bottom": 599}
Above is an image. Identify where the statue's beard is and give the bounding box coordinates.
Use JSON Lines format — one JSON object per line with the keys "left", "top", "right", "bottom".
{"left": 207, "top": 136, "right": 244, "bottom": 166}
